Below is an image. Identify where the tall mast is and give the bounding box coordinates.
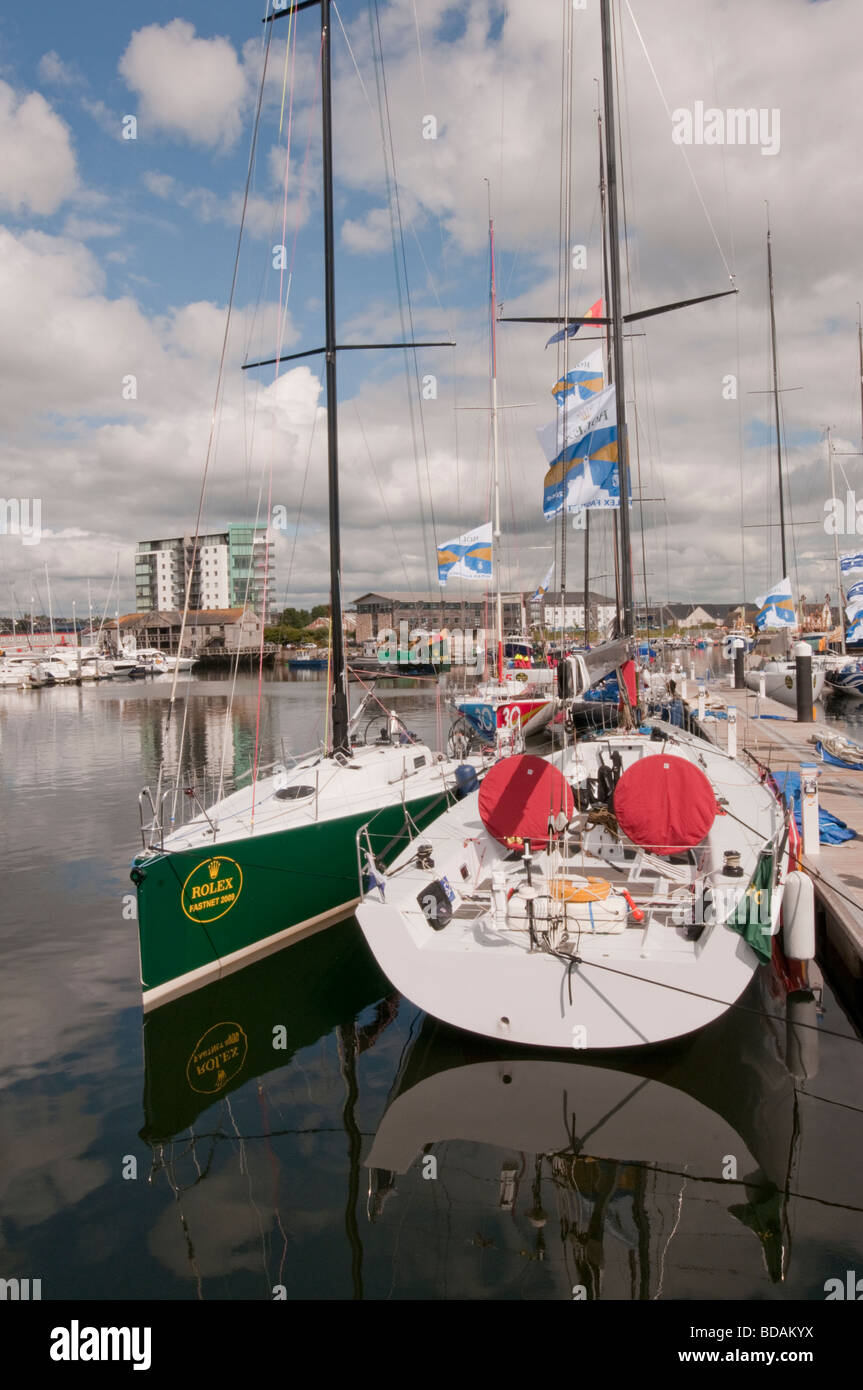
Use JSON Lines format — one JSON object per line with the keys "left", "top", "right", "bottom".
{"left": 559, "top": 0, "right": 574, "bottom": 647}
{"left": 490, "top": 219, "right": 504, "bottom": 678}
{"left": 320, "top": 0, "right": 349, "bottom": 754}
{"left": 596, "top": 101, "right": 618, "bottom": 641}
{"left": 858, "top": 303, "right": 863, "bottom": 449}
{"left": 766, "top": 219, "right": 788, "bottom": 579}
{"left": 600, "top": 0, "right": 634, "bottom": 637}
{"left": 827, "top": 427, "right": 846, "bottom": 656}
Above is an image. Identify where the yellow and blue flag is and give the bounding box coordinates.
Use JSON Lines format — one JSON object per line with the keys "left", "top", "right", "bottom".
{"left": 532, "top": 562, "right": 554, "bottom": 601}
{"left": 755, "top": 577, "right": 796, "bottom": 630}
{"left": 437, "top": 523, "right": 493, "bottom": 585}
{"left": 538, "top": 384, "right": 626, "bottom": 515}
{"left": 552, "top": 349, "right": 604, "bottom": 408}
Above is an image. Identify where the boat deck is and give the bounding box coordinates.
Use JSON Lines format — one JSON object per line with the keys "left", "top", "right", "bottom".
{"left": 682, "top": 671, "right": 863, "bottom": 1018}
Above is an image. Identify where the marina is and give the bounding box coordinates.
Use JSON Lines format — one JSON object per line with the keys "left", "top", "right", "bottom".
{"left": 2, "top": 667, "right": 862, "bottom": 1305}
{"left": 2, "top": 0, "right": 863, "bottom": 1338}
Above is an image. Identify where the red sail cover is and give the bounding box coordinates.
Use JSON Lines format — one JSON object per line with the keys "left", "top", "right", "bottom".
{"left": 478, "top": 754, "right": 574, "bottom": 849}
{"left": 613, "top": 754, "right": 717, "bottom": 857}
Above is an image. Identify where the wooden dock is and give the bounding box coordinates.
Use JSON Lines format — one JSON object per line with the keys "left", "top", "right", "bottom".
{"left": 680, "top": 673, "right": 863, "bottom": 1020}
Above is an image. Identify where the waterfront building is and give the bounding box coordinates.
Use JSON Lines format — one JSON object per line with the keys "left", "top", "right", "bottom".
{"left": 135, "top": 525, "right": 275, "bottom": 619}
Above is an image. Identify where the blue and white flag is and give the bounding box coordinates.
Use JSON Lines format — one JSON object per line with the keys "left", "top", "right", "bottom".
{"left": 437, "top": 522, "right": 492, "bottom": 585}
{"left": 532, "top": 562, "right": 554, "bottom": 601}
{"left": 840, "top": 550, "right": 863, "bottom": 577}
{"left": 551, "top": 349, "right": 604, "bottom": 408}
{"left": 847, "top": 612, "right": 863, "bottom": 644}
{"left": 844, "top": 578, "right": 863, "bottom": 621}
{"left": 539, "top": 385, "right": 626, "bottom": 516}
{"left": 546, "top": 297, "right": 603, "bottom": 348}
{"left": 755, "top": 577, "right": 797, "bottom": 630}
{"left": 537, "top": 384, "right": 616, "bottom": 467}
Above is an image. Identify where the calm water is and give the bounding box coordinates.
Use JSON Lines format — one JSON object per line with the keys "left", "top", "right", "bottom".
{"left": 1, "top": 666, "right": 862, "bottom": 1301}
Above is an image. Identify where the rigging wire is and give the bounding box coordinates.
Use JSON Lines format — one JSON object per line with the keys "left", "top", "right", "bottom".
{"left": 622, "top": 0, "right": 735, "bottom": 284}
{"left": 161, "top": 19, "right": 276, "bottom": 824}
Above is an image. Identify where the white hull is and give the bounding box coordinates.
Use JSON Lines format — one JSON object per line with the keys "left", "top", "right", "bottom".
{"left": 744, "top": 662, "right": 825, "bottom": 707}
{"left": 357, "top": 726, "right": 786, "bottom": 1050}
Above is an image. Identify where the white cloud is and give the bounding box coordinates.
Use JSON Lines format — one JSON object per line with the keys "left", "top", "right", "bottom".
{"left": 143, "top": 169, "right": 284, "bottom": 240}
{"left": 62, "top": 216, "right": 122, "bottom": 240}
{"left": 80, "top": 97, "right": 123, "bottom": 140}
{"left": 118, "top": 19, "right": 248, "bottom": 149}
{"left": 37, "top": 51, "right": 83, "bottom": 88}
{"left": 0, "top": 80, "right": 78, "bottom": 215}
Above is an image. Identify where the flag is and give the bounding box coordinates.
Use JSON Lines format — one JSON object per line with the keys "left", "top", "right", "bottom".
{"left": 847, "top": 612, "right": 863, "bottom": 644}
{"left": 546, "top": 297, "right": 603, "bottom": 348}
{"left": 437, "top": 522, "right": 492, "bottom": 585}
{"left": 532, "top": 562, "right": 554, "bottom": 602}
{"left": 840, "top": 550, "right": 863, "bottom": 577}
{"left": 755, "top": 577, "right": 796, "bottom": 630}
{"left": 539, "top": 385, "right": 627, "bottom": 515}
{"left": 537, "top": 384, "right": 616, "bottom": 467}
{"left": 845, "top": 577, "right": 863, "bottom": 619}
{"left": 551, "top": 349, "right": 604, "bottom": 407}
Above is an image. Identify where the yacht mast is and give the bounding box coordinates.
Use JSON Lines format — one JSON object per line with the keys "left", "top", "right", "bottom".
{"left": 490, "top": 219, "right": 504, "bottom": 678}
{"left": 319, "top": 0, "right": 349, "bottom": 754}
{"left": 600, "top": 0, "right": 634, "bottom": 637}
{"left": 827, "top": 427, "right": 846, "bottom": 657}
{"left": 766, "top": 220, "right": 788, "bottom": 579}
{"left": 858, "top": 303, "right": 863, "bottom": 448}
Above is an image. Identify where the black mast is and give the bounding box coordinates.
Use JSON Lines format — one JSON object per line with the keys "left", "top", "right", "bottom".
{"left": 600, "top": 0, "right": 634, "bottom": 638}
{"left": 320, "top": 0, "right": 350, "bottom": 754}
{"left": 255, "top": 0, "right": 452, "bottom": 755}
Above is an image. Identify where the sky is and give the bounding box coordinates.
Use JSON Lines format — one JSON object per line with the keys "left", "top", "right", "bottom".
{"left": 0, "top": 0, "right": 861, "bottom": 621}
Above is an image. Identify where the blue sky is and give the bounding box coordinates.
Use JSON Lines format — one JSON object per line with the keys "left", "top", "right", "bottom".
{"left": 1, "top": 0, "right": 862, "bottom": 619}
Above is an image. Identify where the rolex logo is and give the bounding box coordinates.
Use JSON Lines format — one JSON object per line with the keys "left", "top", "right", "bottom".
{"left": 209, "top": 859, "right": 221, "bottom": 879}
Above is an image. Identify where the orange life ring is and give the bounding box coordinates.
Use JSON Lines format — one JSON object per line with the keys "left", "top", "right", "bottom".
{"left": 550, "top": 876, "right": 611, "bottom": 904}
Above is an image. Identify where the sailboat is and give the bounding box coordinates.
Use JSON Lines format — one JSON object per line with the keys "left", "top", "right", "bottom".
{"left": 355, "top": 0, "right": 816, "bottom": 1051}
{"left": 131, "top": 0, "right": 480, "bottom": 1012}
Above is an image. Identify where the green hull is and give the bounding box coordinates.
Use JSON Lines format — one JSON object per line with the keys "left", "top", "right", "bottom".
{"left": 140, "top": 919, "right": 391, "bottom": 1142}
{"left": 132, "top": 789, "right": 450, "bottom": 1002}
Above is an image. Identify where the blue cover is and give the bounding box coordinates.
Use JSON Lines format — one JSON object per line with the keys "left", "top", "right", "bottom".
{"left": 771, "top": 770, "right": 856, "bottom": 845}
{"left": 815, "top": 740, "right": 863, "bottom": 770}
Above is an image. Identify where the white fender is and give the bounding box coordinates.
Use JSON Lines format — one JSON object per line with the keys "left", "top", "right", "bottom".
{"left": 785, "top": 993, "right": 820, "bottom": 1081}
{"left": 782, "top": 869, "right": 816, "bottom": 961}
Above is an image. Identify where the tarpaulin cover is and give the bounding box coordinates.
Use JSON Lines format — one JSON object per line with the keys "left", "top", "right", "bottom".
{"left": 478, "top": 754, "right": 574, "bottom": 849}
{"left": 772, "top": 771, "right": 856, "bottom": 845}
{"left": 815, "top": 740, "right": 863, "bottom": 770}
{"left": 613, "top": 754, "right": 717, "bottom": 856}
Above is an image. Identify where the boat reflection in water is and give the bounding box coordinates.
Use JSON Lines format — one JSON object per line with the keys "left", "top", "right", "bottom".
{"left": 139, "top": 920, "right": 821, "bottom": 1300}
{"left": 366, "top": 972, "right": 821, "bottom": 1299}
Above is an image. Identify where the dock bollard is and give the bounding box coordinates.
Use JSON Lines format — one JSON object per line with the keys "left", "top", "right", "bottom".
{"left": 794, "top": 641, "right": 814, "bottom": 724}
{"left": 680, "top": 677, "right": 688, "bottom": 701}
{"left": 733, "top": 638, "right": 745, "bottom": 690}
{"left": 727, "top": 705, "right": 737, "bottom": 758}
{"left": 697, "top": 686, "right": 706, "bottom": 720}
{"left": 799, "top": 762, "right": 820, "bottom": 857}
